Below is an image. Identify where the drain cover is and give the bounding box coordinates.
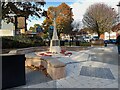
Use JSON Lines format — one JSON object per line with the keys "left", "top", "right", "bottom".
{"left": 80, "top": 66, "right": 115, "bottom": 79}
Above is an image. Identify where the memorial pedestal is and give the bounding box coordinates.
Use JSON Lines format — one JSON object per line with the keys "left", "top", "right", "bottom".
{"left": 49, "top": 40, "right": 61, "bottom": 54}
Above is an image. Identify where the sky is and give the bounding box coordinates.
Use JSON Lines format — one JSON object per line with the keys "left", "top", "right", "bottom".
{"left": 27, "top": 0, "right": 120, "bottom": 30}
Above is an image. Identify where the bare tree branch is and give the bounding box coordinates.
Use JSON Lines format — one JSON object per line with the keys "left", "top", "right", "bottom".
{"left": 82, "top": 3, "right": 117, "bottom": 38}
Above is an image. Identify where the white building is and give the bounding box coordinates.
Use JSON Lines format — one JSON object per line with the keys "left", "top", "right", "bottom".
{"left": 0, "top": 20, "right": 15, "bottom": 36}
{"left": 61, "top": 34, "right": 70, "bottom": 40}
{"left": 104, "top": 32, "right": 116, "bottom": 40}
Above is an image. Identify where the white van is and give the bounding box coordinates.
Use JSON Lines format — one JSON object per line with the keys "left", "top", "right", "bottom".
{"left": 84, "top": 36, "right": 91, "bottom": 42}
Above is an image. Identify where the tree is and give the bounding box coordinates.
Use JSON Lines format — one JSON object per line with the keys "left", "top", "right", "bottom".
{"left": 82, "top": 3, "right": 117, "bottom": 38}
{"left": 1, "top": 1, "right": 46, "bottom": 23}
{"left": 29, "top": 24, "right": 43, "bottom": 33}
{"left": 29, "top": 27, "right": 36, "bottom": 33}
{"left": 34, "top": 24, "right": 43, "bottom": 33}
{"left": 80, "top": 27, "right": 93, "bottom": 34}
{"left": 42, "top": 3, "right": 73, "bottom": 36}
{"left": 42, "top": 18, "right": 53, "bottom": 33}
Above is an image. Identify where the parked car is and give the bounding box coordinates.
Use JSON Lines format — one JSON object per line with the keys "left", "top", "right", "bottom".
{"left": 109, "top": 39, "right": 116, "bottom": 44}
{"left": 104, "top": 39, "right": 116, "bottom": 44}
{"left": 76, "top": 36, "right": 85, "bottom": 42}
{"left": 91, "top": 36, "right": 99, "bottom": 41}
{"left": 104, "top": 40, "right": 110, "bottom": 44}
{"left": 84, "top": 36, "right": 91, "bottom": 42}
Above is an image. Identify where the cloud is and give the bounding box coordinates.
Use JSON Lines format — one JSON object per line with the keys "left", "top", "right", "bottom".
{"left": 70, "top": 0, "right": 120, "bottom": 21}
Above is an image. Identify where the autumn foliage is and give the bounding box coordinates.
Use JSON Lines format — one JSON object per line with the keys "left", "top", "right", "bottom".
{"left": 42, "top": 3, "right": 73, "bottom": 36}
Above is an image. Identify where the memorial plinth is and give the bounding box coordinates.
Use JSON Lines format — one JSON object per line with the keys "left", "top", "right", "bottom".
{"left": 49, "top": 18, "right": 61, "bottom": 54}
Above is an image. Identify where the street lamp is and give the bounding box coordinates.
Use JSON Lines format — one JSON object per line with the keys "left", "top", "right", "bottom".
{"left": 117, "top": 2, "right": 120, "bottom": 34}
{"left": 70, "top": 8, "right": 72, "bottom": 22}
{"left": 69, "top": 8, "right": 73, "bottom": 43}
{"left": 70, "top": 8, "right": 72, "bottom": 33}
{"left": 117, "top": 2, "right": 120, "bottom": 23}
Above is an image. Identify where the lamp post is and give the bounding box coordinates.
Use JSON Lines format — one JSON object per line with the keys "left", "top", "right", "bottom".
{"left": 69, "top": 8, "right": 73, "bottom": 44}
{"left": 70, "top": 8, "right": 72, "bottom": 25}
{"left": 0, "top": 2, "right": 1, "bottom": 29}
{"left": 108, "top": 8, "right": 115, "bottom": 40}
{"left": 117, "top": 2, "right": 120, "bottom": 34}
{"left": 117, "top": 2, "right": 120, "bottom": 23}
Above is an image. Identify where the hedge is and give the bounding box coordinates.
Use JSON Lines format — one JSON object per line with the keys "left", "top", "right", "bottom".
{"left": 79, "top": 42, "right": 91, "bottom": 46}
{"left": 2, "top": 35, "right": 45, "bottom": 49}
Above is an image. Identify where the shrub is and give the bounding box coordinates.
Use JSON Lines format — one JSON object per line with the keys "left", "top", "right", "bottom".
{"left": 2, "top": 35, "right": 45, "bottom": 49}
{"left": 79, "top": 42, "right": 91, "bottom": 46}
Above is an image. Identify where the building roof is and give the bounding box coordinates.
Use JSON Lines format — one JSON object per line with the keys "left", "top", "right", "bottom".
{"left": 112, "top": 23, "right": 120, "bottom": 32}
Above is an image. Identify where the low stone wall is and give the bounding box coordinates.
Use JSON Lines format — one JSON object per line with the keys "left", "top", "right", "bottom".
{"left": 91, "top": 39, "right": 104, "bottom": 46}
{"left": 9, "top": 47, "right": 49, "bottom": 54}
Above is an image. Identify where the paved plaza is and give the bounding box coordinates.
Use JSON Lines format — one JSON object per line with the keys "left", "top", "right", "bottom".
{"left": 13, "top": 44, "right": 119, "bottom": 89}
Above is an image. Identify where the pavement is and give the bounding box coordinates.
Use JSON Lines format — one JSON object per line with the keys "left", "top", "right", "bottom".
{"left": 12, "top": 44, "right": 119, "bottom": 89}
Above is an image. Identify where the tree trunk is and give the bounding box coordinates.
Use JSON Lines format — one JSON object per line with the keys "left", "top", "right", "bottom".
{"left": 96, "top": 22, "right": 100, "bottom": 39}
{"left": 96, "top": 28, "right": 100, "bottom": 39}
{"left": 25, "top": 16, "right": 27, "bottom": 31}
{"left": 98, "top": 32, "right": 100, "bottom": 39}
{"left": 14, "top": 16, "right": 18, "bottom": 35}
{"left": 109, "top": 32, "right": 110, "bottom": 40}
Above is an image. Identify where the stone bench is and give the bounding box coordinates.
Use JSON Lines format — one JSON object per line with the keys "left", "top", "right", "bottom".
{"left": 40, "top": 56, "right": 66, "bottom": 80}
{"left": 25, "top": 55, "right": 66, "bottom": 80}
{"left": 25, "top": 56, "right": 41, "bottom": 67}
{"left": 47, "top": 59, "right": 66, "bottom": 80}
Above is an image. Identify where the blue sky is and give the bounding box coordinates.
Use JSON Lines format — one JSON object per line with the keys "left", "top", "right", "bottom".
{"left": 45, "top": 2, "right": 73, "bottom": 8}
{"left": 27, "top": 0, "right": 120, "bottom": 30}
{"left": 27, "top": 1, "right": 74, "bottom": 30}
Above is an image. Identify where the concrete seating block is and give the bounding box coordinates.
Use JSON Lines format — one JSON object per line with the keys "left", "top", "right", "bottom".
{"left": 41, "top": 59, "right": 48, "bottom": 69}
{"left": 47, "top": 66, "right": 66, "bottom": 80}
{"left": 40, "top": 56, "right": 55, "bottom": 69}
{"left": 25, "top": 57, "right": 41, "bottom": 67}
{"left": 48, "top": 59, "right": 66, "bottom": 68}
{"left": 26, "top": 55, "right": 66, "bottom": 80}
{"left": 47, "top": 59, "right": 66, "bottom": 80}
